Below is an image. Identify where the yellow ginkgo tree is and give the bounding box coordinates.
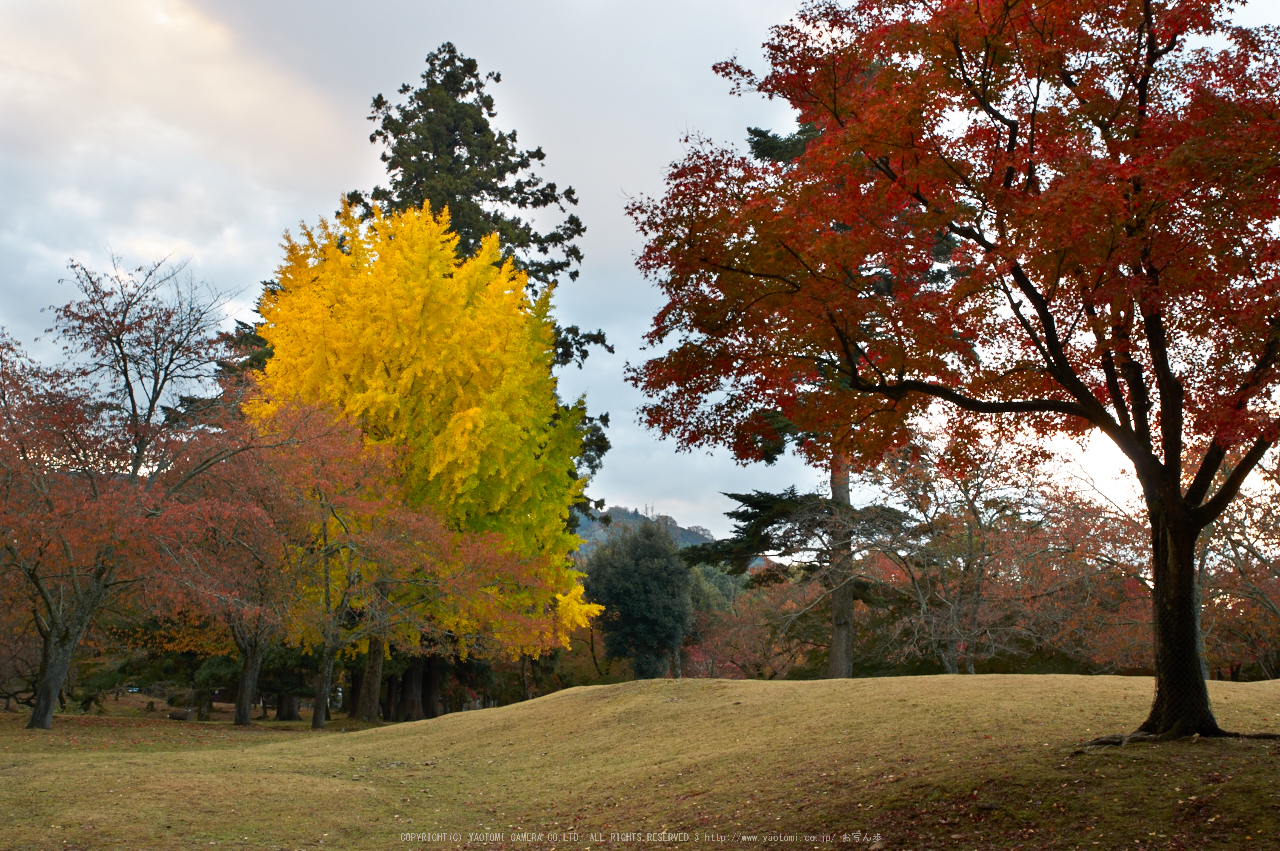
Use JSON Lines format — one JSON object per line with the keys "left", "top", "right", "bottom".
{"left": 254, "top": 203, "right": 599, "bottom": 692}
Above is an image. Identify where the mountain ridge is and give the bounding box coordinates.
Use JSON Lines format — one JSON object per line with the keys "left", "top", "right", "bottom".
{"left": 572, "top": 505, "right": 714, "bottom": 557}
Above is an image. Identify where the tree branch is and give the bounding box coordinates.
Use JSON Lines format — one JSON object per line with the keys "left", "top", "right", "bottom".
{"left": 1195, "top": 433, "right": 1277, "bottom": 526}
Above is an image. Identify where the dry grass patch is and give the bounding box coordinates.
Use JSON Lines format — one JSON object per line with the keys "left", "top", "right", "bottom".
{"left": 2, "top": 675, "right": 1278, "bottom": 850}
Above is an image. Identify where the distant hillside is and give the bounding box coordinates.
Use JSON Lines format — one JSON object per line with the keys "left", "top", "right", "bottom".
{"left": 572, "top": 505, "right": 713, "bottom": 558}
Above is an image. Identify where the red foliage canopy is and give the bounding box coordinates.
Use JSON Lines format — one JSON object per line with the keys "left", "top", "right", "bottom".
{"left": 631, "top": 0, "right": 1280, "bottom": 500}
{"left": 628, "top": 0, "right": 1280, "bottom": 737}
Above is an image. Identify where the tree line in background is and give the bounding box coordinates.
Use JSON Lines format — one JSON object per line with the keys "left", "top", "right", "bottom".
{"left": 567, "top": 435, "right": 1280, "bottom": 690}
{"left": 10, "top": 419, "right": 1280, "bottom": 727}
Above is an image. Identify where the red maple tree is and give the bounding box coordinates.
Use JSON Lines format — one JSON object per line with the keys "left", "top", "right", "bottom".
{"left": 629, "top": 0, "right": 1280, "bottom": 737}
{"left": 0, "top": 260, "right": 253, "bottom": 729}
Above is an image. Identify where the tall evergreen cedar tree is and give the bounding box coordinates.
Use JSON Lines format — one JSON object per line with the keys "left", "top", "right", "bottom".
{"left": 628, "top": 0, "right": 1280, "bottom": 739}
{"left": 346, "top": 42, "right": 613, "bottom": 380}
{"left": 584, "top": 520, "right": 693, "bottom": 679}
{"left": 254, "top": 204, "right": 601, "bottom": 663}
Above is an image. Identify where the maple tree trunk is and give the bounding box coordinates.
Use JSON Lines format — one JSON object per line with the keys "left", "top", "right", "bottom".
{"left": 936, "top": 641, "right": 960, "bottom": 676}
{"left": 1138, "top": 504, "right": 1225, "bottom": 738}
{"left": 27, "top": 603, "right": 97, "bottom": 730}
{"left": 356, "top": 637, "right": 384, "bottom": 722}
{"left": 312, "top": 646, "right": 338, "bottom": 730}
{"left": 234, "top": 645, "right": 264, "bottom": 727}
{"left": 424, "top": 654, "right": 444, "bottom": 719}
{"left": 827, "top": 456, "right": 854, "bottom": 679}
{"left": 27, "top": 638, "right": 75, "bottom": 730}
{"left": 27, "top": 583, "right": 104, "bottom": 730}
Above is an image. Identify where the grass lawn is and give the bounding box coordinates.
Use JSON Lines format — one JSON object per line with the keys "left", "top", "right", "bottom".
{"left": 2, "top": 675, "right": 1278, "bottom": 850}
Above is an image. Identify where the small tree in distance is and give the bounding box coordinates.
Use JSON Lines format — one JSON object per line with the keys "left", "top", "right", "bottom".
{"left": 585, "top": 520, "right": 693, "bottom": 679}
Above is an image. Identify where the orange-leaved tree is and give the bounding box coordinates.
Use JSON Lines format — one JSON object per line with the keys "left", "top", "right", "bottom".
{"left": 267, "top": 405, "right": 569, "bottom": 727}
{"left": 0, "top": 260, "right": 258, "bottom": 729}
{"left": 629, "top": 0, "right": 1280, "bottom": 738}
{"left": 156, "top": 403, "right": 556, "bottom": 727}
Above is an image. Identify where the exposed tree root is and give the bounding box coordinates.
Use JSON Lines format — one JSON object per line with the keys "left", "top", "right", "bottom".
{"left": 1074, "top": 731, "right": 1161, "bottom": 752}
{"left": 1074, "top": 729, "right": 1280, "bottom": 753}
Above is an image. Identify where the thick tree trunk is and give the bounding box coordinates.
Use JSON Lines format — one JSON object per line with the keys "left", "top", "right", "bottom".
{"left": 424, "top": 654, "right": 445, "bottom": 719}
{"left": 27, "top": 594, "right": 100, "bottom": 730}
{"left": 345, "top": 668, "right": 361, "bottom": 717}
{"left": 234, "top": 645, "right": 264, "bottom": 727}
{"left": 828, "top": 583, "right": 855, "bottom": 678}
{"left": 276, "top": 694, "right": 302, "bottom": 721}
{"left": 27, "top": 638, "right": 76, "bottom": 730}
{"left": 356, "top": 637, "right": 384, "bottom": 722}
{"left": 827, "top": 455, "right": 855, "bottom": 678}
{"left": 1138, "top": 504, "right": 1225, "bottom": 738}
{"left": 312, "top": 646, "right": 338, "bottom": 730}
{"left": 396, "top": 657, "right": 425, "bottom": 721}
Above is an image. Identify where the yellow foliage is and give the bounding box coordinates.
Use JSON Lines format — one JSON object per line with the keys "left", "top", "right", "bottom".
{"left": 554, "top": 584, "right": 605, "bottom": 648}
{"left": 255, "top": 202, "right": 593, "bottom": 653}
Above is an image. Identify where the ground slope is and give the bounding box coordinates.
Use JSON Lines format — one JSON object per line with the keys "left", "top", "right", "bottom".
{"left": 3, "top": 675, "right": 1279, "bottom": 850}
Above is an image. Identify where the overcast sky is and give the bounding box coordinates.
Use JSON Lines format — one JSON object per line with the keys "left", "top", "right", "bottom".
{"left": 2, "top": 0, "right": 1277, "bottom": 536}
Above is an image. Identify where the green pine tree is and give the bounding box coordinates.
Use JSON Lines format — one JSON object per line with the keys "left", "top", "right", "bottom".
{"left": 585, "top": 520, "right": 693, "bottom": 679}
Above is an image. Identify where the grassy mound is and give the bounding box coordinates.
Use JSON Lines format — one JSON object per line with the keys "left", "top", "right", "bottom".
{"left": 3, "top": 675, "right": 1278, "bottom": 849}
